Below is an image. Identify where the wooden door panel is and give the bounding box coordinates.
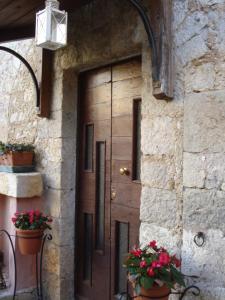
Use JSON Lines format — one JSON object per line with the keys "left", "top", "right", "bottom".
{"left": 111, "top": 58, "right": 141, "bottom": 299}
{"left": 111, "top": 160, "right": 132, "bottom": 184}
{"left": 112, "top": 137, "right": 132, "bottom": 160}
{"left": 85, "top": 84, "right": 111, "bottom": 105}
{"left": 111, "top": 182, "right": 141, "bottom": 209}
{"left": 112, "top": 59, "right": 142, "bottom": 82}
{"left": 85, "top": 67, "right": 111, "bottom": 88}
{"left": 112, "top": 77, "right": 142, "bottom": 100}
{"left": 112, "top": 98, "right": 133, "bottom": 117}
{"left": 112, "top": 116, "right": 133, "bottom": 137}
{"left": 77, "top": 58, "right": 142, "bottom": 300}
{"left": 85, "top": 102, "right": 111, "bottom": 121}
{"left": 77, "top": 67, "right": 111, "bottom": 300}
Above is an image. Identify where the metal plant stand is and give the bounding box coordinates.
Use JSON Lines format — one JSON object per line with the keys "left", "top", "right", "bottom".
{"left": 0, "top": 229, "right": 52, "bottom": 300}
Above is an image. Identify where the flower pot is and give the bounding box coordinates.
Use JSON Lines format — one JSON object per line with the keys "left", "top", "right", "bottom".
{"left": 16, "top": 229, "right": 43, "bottom": 255}
{"left": 0, "top": 151, "right": 34, "bottom": 166}
{"left": 134, "top": 284, "right": 170, "bottom": 300}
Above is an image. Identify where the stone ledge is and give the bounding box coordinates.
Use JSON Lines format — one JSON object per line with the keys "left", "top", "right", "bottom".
{"left": 0, "top": 172, "right": 43, "bottom": 198}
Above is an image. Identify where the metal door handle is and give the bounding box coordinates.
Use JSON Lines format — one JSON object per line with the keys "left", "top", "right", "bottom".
{"left": 119, "top": 167, "right": 129, "bottom": 176}
{"left": 111, "top": 191, "right": 116, "bottom": 200}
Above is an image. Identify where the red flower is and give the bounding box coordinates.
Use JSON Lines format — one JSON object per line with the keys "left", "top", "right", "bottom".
{"left": 172, "top": 255, "right": 181, "bottom": 268}
{"left": 159, "top": 252, "right": 171, "bottom": 266}
{"left": 151, "top": 261, "right": 162, "bottom": 268}
{"left": 131, "top": 249, "right": 142, "bottom": 257}
{"left": 147, "top": 267, "right": 155, "bottom": 277}
{"left": 149, "top": 240, "right": 157, "bottom": 248}
{"left": 35, "top": 210, "right": 41, "bottom": 217}
{"left": 140, "top": 260, "right": 147, "bottom": 268}
{"left": 11, "top": 217, "right": 17, "bottom": 223}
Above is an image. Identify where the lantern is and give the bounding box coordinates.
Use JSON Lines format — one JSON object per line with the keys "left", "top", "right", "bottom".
{"left": 35, "top": 0, "right": 68, "bottom": 50}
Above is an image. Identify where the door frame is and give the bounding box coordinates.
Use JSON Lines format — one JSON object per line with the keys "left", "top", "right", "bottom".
{"left": 74, "top": 55, "right": 142, "bottom": 299}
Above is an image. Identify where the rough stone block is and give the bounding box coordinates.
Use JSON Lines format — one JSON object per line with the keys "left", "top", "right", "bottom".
{"left": 173, "top": 0, "right": 188, "bottom": 29}
{"left": 142, "top": 155, "right": 175, "bottom": 190}
{"left": 184, "top": 91, "right": 225, "bottom": 153}
{"left": 184, "top": 152, "right": 225, "bottom": 189}
{"left": 183, "top": 153, "right": 206, "bottom": 188}
{"left": 175, "top": 11, "right": 208, "bottom": 47}
{"left": 176, "top": 34, "right": 208, "bottom": 66}
{"left": 183, "top": 188, "right": 225, "bottom": 231}
{"left": 142, "top": 116, "right": 180, "bottom": 155}
{"left": 140, "top": 187, "right": 178, "bottom": 229}
{"left": 140, "top": 222, "right": 180, "bottom": 255}
{"left": 182, "top": 230, "right": 225, "bottom": 289}
{"left": 185, "top": 63, "right": 215, "bottom": 93}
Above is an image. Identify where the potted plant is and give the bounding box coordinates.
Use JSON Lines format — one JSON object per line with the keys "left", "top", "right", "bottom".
{"left": 0, "top": 141, "right": 35, "bottom": 167}
{"left": 123, "top": 240, "right": 185, "bottom": 300}
{"left": 12, "top": 210, "right": 52, "bottom": 255}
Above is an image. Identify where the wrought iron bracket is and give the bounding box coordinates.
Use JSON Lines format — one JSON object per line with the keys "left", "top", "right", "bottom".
{"left": 0, "top": 46, "right": 40, "bottom": 111}
{"left": 127, "top": 0, "right": 173, "bottom": 100}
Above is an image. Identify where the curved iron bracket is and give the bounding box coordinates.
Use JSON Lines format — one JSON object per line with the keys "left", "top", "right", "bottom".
{"left": 127, "top": 0, "right": 173, "bottom": 100}
{"left": 0, "top": 46, "right": 40, "bottom": 111}
{"left": 127, "top": 0, "right": 159, "bottom": 81}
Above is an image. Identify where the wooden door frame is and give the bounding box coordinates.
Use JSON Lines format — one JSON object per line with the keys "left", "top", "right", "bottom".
{"left": 74, "top": 55, "right": 142, "bottom": 299}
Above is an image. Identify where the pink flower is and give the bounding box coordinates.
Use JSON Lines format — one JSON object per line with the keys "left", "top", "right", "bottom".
{"left": 35, "top": 210, "right": 41, "bottom": 217}
{"left": 149, "top": 240, "right": 157, "bottom": 248}
{"left": 11, "top": 217, "right": 17, "bottom": 223}
{"left": 151, "top": 261, "right": 162, "bottom": 268}
{"left": 131, "top": 249, "right": 142, "bottom": 257}
{"left": 147, "top": 267, "right": 155, "bottom": 277}
{"left": 159, "top": 252, "right": 171, "bottom": 266}
{"left": 140, "top": 260, "right": 147, "bottom": 268}
{"left": 29, "top": 210, "right": 35, "bottom": 216}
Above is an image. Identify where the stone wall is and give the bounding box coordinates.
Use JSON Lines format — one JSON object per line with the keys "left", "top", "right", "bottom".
{"left": 0, "top": 0, "right": 225, "bottom": 299}
{"left": 0, "top": 40, "right": 66, "bottom": 299}
{"left": 174, "top": 0, "right": 225, "bottom": 299}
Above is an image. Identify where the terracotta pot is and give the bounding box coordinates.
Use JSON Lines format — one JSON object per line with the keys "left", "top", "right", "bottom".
{"left": 16, "top": 229, "right": 43, "bottom": 255}
{"left": 0, "top": 151, "right": 34, "bottom": 166}
{"left": 134, "top": 284, "right": 170, "bottom": 300}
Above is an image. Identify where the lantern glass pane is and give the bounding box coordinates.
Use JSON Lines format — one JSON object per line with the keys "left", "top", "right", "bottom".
{"left": 36, "top": 10, "right": 48, "bottom": 46}
{"left": 35, "top": 6, "right": 67, "bottom": 50}
{"left": 51, "top": 10, "right": 67, "bottom": 45}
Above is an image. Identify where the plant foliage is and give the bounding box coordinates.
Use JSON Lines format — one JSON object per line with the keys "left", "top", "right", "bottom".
{"left": 123, "top": 240, "right": 185, "bottom": 294}
{"left": 0, "top": 141, "right": 35, "bottom": 156}
{"left": 12, "top": 210, "right": 52, "bottom": 230}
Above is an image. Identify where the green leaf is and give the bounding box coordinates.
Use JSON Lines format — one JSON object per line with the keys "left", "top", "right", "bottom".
{"left": 140, "top": 276, "right": 154, "bottom": 289}
{"left": 170, "top": 265, "right": 185, "bottom": 287}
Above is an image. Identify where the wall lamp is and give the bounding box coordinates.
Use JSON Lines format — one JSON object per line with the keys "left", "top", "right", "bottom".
{"left": 0, "top": 0, "right": 172, "bottom": 120}
{"left": 35, "top": 0, "right": 172, "bottom": 99}
{"left": 35, "top": 0, "right": 159, "bottom": 81}
{"left": 0, "top": 1, "right": 67, "bottom": 117}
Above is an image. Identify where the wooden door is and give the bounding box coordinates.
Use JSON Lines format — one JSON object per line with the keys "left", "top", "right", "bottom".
{"left": 76, "top": 58, "right": 142, "bottom": 300}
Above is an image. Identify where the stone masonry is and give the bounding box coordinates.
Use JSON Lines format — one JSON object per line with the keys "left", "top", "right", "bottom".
{"left": 0, "top": 0, "right": 225, "bottom": 299}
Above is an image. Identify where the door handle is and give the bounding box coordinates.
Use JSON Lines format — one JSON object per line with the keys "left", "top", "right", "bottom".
{"left": 119, "top": 167, "right": 129, "bottom": 176}
{"left": 111, "top": 189, "right": 116, "bottom": 200}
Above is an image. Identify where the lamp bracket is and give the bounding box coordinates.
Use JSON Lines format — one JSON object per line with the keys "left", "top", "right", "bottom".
{"left": 0, "top": 46, "right": 40, "bottom": 111}
{"left": 127, "top": 0, "right": 173, "bottom": 100}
